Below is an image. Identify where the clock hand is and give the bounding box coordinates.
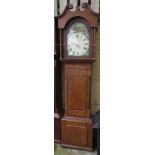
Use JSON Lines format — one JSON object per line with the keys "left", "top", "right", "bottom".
{"left": 69, "top": 41, "right": 77, "bottom": 44}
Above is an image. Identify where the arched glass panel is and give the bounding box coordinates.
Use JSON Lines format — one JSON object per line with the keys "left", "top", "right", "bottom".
{"left": 67, "top": 22, "right": 89, "bottom": 56}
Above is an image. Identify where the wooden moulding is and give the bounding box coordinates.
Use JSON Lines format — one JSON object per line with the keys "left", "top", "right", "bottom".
{"left": 57, "top": 3, "right": 99, "bottom": 29}
{"left": 61, "top": 116, "right": 93, "bottom": 151}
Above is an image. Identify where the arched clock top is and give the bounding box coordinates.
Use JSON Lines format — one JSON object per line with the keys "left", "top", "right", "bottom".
{"left": 57, "top": 3, "right": 99, "bottom": 29}
{"left": 66, "top": 21, "right": 90, "bottom": 57}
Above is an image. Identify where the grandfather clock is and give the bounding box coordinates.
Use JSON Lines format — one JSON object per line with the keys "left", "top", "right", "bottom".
{"left": 57, "top": 3, "right": 98, "bottom": 150}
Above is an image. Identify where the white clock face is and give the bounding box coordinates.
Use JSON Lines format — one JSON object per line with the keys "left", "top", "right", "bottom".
{"left": 67, "top": 22, "right": 89, "bottom": 56}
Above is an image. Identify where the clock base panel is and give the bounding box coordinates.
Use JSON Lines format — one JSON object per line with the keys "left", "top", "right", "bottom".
{"left": 61, "top": 116, "right": 93, "bottom": 151}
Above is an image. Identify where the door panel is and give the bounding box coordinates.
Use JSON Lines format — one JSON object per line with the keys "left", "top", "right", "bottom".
{"left": 64, "top": 64, "right": 91, "bottom": 117}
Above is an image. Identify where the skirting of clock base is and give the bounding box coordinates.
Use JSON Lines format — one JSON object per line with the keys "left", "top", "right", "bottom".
{"left": 54, "top": 113, "right": 61, "bottom": 143}
{"left": 61, "top": 116, "right": 93, "bottom": 151}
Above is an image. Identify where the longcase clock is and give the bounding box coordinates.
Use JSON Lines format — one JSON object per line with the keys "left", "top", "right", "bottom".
{"left": 57, "top": 3, "right": 98, "bottom": 150}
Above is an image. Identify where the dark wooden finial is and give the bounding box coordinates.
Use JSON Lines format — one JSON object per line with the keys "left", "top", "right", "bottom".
{"left": 68, "top": 3, "right": 73, "bottom": 9}
{"left": 88, "top": 0, "right": 91, "bottom": 5}
{"left": 67, "top": 0, "right": 70, "bottom": 4}
{"left": 82, "top": 2, "right": 89, "bottom": 9}
{"left": 77, "top": 0, "right": 80, "bottom": 6}
{"left": 76, "top": 0, "right": 80, "bottom": 10}
{"left": 57, "top": 0, "right": 60, "bottom": 15}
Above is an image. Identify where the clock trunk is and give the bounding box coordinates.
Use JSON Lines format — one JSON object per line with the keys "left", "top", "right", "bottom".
{"left": 61, "top": 63, "right": 93, "bottom": 150}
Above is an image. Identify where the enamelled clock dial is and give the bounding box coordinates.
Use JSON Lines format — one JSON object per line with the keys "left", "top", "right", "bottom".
{"left": 67, "top": 22, "right": 89, "bottom": 56}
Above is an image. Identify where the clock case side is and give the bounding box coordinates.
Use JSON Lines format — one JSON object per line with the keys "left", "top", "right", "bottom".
{"left": 54, "top": 17, "right": 64, "bottom": 143}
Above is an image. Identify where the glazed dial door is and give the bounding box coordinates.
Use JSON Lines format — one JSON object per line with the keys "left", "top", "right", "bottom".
{"left": 67, "top": 22, "right": 89, "bottom": 56}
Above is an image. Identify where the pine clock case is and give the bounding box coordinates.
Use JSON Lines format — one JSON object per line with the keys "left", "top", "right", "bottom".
{"left": 57, "top": 3, "right": 99, "bottom": 151}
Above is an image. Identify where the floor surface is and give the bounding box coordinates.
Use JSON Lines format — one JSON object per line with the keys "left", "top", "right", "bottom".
{"left": 54, "top": 144, "right": 97, "bottom": 155}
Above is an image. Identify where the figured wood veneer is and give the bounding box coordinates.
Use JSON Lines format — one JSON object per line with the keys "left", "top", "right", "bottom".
{"left": 64, "top": 64, "right": 91, "bottom": 117}
{"left": 61, "top": 116, "right": 93, "bottom": 151}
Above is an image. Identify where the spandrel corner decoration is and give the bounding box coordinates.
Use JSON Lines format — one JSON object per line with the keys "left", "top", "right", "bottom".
{"left": 54, "top": 0, "right": 100, "bottom": 154}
